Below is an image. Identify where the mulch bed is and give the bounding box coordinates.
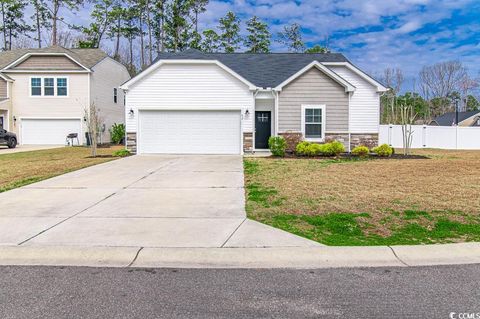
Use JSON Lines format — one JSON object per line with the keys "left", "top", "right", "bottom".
{"left": 271, "top": 153, "right": 429, "bottom": 160}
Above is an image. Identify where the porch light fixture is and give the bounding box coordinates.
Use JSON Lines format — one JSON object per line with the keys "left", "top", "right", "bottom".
{"left": 129, "top": 108, "right": 134, "bottom": 116}
{"left": 245, "top": 109, "right": 250, "bottom": 116}
{"left": 83, "top": 116, "right": 87, "bottom": 122}
{"left": 13, "top": 116, "right": 16, "bottom": 122}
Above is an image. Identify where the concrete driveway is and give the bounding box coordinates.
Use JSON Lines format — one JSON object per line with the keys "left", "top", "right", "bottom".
{"left": 0, "top": 155, "right": 318, "bottom": 248}
{"left": 0, "top": 145, "right": 64, "bottom": 154}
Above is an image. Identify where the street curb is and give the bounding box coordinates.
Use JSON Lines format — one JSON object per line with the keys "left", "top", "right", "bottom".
{"left": 0, "top": 243, "right": 479, "bottom": 269}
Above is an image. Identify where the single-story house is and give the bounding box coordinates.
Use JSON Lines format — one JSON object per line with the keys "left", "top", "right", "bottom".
{"left": 0, "top": 46, "right": 131, "bottom": 145}
{"left": 430, "top": 111, "right": 480, "bottom": 127}
{"left": 120, "top": 49, "right": 388, "bottom": 155}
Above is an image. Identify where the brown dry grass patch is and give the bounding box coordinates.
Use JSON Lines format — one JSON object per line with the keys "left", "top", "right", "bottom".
{"left": 245, "top": 149, "right": 480, "bottom": 240}
{"left": 0, "top": 146, "right": 123, "bottom": 192}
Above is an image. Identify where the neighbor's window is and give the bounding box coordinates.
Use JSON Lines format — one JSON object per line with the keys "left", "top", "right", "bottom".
{"left": 303, "top": 106, "right": 324, "bottom": 139}
{"left": 113, "top": 88, "right": 118, "bottom": 103}
{"left": 31, "top": 78, "right": 42, "bottom": 96}
{"left": 57, "top": 78, "right": 67, "bottom": 96}
{"left": 44, "top": 78, "right": 54, "bottom": 96}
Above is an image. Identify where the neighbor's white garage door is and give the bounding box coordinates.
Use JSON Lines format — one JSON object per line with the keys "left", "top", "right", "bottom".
{"left": 21, "top": 118, "right": 81, "bottom": 145}
{"left": 138, "top": 110, "right": 241, "bottom": 154}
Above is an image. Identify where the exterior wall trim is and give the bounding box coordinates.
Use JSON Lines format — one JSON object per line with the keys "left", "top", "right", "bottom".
{"left": 323, "top": 62, "right": 388, "bottom": 92}
{"left": 275, "top": 61, "right": 356, "bottom": 92}
{"left": 121, "top": 59, "right": 258, "bottom": 91}
{"left": 2, "top": 53, "right": 91, "bottom": 72}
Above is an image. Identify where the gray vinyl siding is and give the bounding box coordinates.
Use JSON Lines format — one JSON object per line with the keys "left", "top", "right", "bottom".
{"left": 278, "top": 68, "right": 349, "bottom": 132}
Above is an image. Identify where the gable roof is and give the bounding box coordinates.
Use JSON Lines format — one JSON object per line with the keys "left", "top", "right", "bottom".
{"left": 431, "top": 111, "right": 480, "bottom": 126}
{"left": 154, "top": 50, "right": 352, "bottom": 89}
{"left": 0, "top": 46, "right": 108, "bottom": 71}
{"left": 275, "top": 61, "right": 356, "bottom": 92}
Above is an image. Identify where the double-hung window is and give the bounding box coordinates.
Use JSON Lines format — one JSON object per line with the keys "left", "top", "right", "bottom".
{"left": 31, "top": 78, "right": 42, "bottom": 96}
{"left": 302, "top": 105, "right": 325, "bottom": 140}
{"left": 44, "top": 78, "right": 54, "bottom": 96}
{"left": 57, "top": 78, "right": 67, "bottom": 96}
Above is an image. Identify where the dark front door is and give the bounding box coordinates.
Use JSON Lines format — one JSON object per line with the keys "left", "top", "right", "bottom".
{"left": 255, "top": 111, "right": 271, "bottom": 149}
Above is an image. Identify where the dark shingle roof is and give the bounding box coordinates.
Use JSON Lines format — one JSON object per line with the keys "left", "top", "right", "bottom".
{"left": 0, "top": 46, "right": 108, "bottom": 70}
{"left": 431, "top": 111, "right": 480, "bottom": 126}
{"left": 155, "top": 49, "right": 350, "bottom": 88}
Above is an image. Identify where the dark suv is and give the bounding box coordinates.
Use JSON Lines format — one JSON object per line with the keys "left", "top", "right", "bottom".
{"left": 0, "top": 129, "right": 17, "bottom": 148}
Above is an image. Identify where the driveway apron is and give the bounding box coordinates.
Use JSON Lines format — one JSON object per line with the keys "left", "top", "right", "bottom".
{"left": 0, "top": 155, "right": 246, "bottom": 248}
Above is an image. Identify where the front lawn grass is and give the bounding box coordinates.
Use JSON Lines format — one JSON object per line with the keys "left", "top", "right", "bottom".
{"left": 244, "top": 149, "right": 480, "bottom": 246}
{"left": 0, "top": 146, "right": 123, "bottom": 193}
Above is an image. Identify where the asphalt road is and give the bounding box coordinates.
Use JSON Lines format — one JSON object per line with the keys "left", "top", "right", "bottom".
{"left": 0, "top": 265, "right": 479, "bottom": 319}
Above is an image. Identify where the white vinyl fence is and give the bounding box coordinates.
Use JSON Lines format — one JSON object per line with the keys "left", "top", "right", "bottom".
{"left": 379, "top": 125, "right": 480, "bottom": 150}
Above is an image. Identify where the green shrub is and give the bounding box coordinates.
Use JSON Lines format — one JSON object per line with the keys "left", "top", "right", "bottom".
{"left": 372, "top": 144, "right": 393, "bottom": 157}
{"left": 306, "top": 143, "right": 322, "bottom": 156}
{"left": 110, "top": 123, "right": 126, "bottom": 145}
{"left": 329, "top": 141, "right": 346, "bottom": 156}
{"left": 113, "top": 149, "right": 131, "bottom": 157}
{"left": 268, "top": 136, "right": 287, "bottom": 157}
{"left": 295, "top": 141, "right": 311, "bottom": 156}
{"left": 318, "top": 143, "right": 335, "bottom": 156}
{"left": 352, "top": 145, "right": 370, "bottom": 157}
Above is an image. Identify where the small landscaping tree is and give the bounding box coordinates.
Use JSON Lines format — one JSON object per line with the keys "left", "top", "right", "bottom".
{"left": 399, "top": 103, "right": 417, "bottom": 156}
{"left": 84, "top": 103, "right": 104, "bottom": 157}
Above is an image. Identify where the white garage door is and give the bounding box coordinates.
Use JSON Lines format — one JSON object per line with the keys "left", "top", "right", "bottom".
{"left": 22, "top": 119, "right": 81, "bottom": 145}
{"left": 139, "top": 110, "right": 241, "bottom": 154}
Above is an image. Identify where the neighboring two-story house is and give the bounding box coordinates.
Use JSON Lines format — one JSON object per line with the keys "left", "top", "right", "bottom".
{"left": 0, "top": 46, "right": 130, "bottom": 145}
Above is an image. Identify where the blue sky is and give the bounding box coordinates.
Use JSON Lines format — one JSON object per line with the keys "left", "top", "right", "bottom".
{"left": 71, "top": 0, "right": 480, "bottom": 91}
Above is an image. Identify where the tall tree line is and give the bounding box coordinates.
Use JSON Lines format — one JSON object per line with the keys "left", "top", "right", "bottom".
{"left": 0, "top": 0, "right": 328, "bottom": 75}
{"left": 380, "top": 61, "right": 480, "bottom": 124}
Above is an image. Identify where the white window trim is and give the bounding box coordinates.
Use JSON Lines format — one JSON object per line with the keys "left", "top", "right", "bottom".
{"left": 29, "top": 76, "right": 69, "bottom": 98}
{"left": 301, "top": 104, "right": 326, "bottom": 142}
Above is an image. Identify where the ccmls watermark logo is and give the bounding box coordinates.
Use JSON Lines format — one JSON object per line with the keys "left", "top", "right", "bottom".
{"left": 449, "top": 312, "right": 480, "bottom": 319}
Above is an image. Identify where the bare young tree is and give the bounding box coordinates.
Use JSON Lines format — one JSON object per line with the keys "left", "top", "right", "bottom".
{"left": 399, "top": 103, "right": 417, "bottom": 156}
{"left": 84, "top": 103, "right": 104, "bottom": 157}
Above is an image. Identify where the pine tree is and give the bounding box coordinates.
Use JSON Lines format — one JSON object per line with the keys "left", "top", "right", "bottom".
{"left": 152, "top": 0, "right": 166, "bottom": 53}
{"left": 244, "top": 16, "right": 270, "bottom": 53}
{"left": 201, "top": 28, "right": 219, "bottom": 52}
{"left": 121, "top": 5, "right": 141, "bottom": 71}
{"left": 164, "top": 0, "right": 193, "bottom": 52}
{"left": 30, "top": 0, "right": 51, "bottom": 48}
{"left": 191, "top": 0, "right": 208, "bottom": 33}
{"left": 106, "top": 3, "right": 124, "bottom": 59}
{"left": 218, "top": 11, "right": 240, "bottom": 53}
{"left": 277, "top": 23, "right": 305, "bottom": 52}
{"left": 0, "top": 0, "right": 30, "bottom": 50}
{"left": 81, "top": 0, "right": 116, "bottom": 48}
{"left": 48, "top": 0, "right": 84, "bottom": 46}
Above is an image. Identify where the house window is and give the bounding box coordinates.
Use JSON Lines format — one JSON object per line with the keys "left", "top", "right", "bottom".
{"left": 30, "top": 77, "right": 68, "bottom": 97}
{"left": 302, "top": 105, "right": 325, "bottom": 140}
{"left": 57, "top": 78, "right": 67, "bottom": 96}
{"left": 44, "top": 78, "right": 54, "bottom": 96}
{"left": 31, "top": 78, "right": 42, "bottom": 96}
{"left": 114, "top": 88, "right": 118, "bottom": 103}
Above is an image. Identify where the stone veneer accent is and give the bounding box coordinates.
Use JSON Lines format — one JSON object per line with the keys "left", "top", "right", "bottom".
{"left": 126, "top": 132, "right": 137, "bottom": 154}
{"left": 243, "top": 132, "right": 253, "bottom": 153}
{"left": 350, "top": 133, "right": 379, "bottom": 149}
{"left": 324, "top": 133, "right": 349, "bottom": 149}
{"left": 279, "top": 132, "right": 303, "bottom": 153}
